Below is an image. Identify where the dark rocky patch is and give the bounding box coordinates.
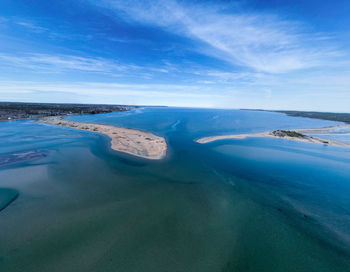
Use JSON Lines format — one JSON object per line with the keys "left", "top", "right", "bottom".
{"left": 0, "top": 150, "right": 47, "bottom": 166}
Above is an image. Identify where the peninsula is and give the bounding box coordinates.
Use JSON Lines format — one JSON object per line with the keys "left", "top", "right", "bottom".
{"left": 196, "top": 126, "right": 350, "bottom": 147}
{"left": 40, "top": 117, "right": 167, "bottom": 160}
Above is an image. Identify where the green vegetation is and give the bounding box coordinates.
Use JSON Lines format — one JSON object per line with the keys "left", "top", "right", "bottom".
{"left": 0, "top": 102, "right": 135, "bottom": 121}
{"left": 272, "top": 130, "right": 306, "bottom": 138}
{"left": 244, "top": 109, "right": 350, "bottom": 124}
{"left": 277, "top": 111, "right": 350, "bottom": 124}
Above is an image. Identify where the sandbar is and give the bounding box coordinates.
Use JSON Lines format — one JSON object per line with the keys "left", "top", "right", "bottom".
{"left": 196, "top": 125, "right": 350, "bottom": 147}
{"left": 39, "top": 117, "right": 167, "bottom": 160}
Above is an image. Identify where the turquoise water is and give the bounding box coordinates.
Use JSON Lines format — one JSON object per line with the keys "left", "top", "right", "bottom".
{"left": 0, "top": 108, "right": 350, "bottom": 272}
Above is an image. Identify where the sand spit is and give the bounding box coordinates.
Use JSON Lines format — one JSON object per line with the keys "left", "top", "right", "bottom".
{"left": 39, "top": 117, "right": 167, "bottom": 160}
{"left": 295, "top": 125, "right": 350, "bottom": 134}
{"left": 196, "top": 126, "right": 350, "bottom": 147}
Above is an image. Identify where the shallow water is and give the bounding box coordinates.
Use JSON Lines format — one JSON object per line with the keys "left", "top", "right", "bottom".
{"left": 0, "top": 108, "right": 350, "bottom": 272}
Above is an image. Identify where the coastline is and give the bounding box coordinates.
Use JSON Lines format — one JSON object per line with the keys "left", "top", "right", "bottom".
{"left": 0, "top": 102, "right": 135, "bottom": 122}
{"left": 196, "top": 125, "right": 350, "bottom": 147}
{"left": 38, "top": 116, "right": 167, "bottom": 160}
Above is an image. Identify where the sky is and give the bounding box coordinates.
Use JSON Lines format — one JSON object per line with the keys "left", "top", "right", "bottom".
{"left": 0, "top": 0, "right": 350, "bottom": 111}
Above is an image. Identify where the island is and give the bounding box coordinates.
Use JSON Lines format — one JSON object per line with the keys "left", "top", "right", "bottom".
{"left": 196, "top": 126, "right": 350, "bottom": 147}
{"left": 39, "top": 116, "right": 167, "bottom": 160}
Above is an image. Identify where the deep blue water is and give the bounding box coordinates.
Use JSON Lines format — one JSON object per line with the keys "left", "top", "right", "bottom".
{"left": 0, "top": 108, "right": 350, "bottom": 272}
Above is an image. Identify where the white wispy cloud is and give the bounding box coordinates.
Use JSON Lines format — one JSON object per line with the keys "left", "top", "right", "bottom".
{"left": 1, "top": 69, "right": 350, "bottom": 111}
{"left": 94, "top": 0, "right": 343, "bottom": 73}
{"left": 0, "top": 53, "right": 136, "bottom": 73}
{"left": 0, "top": 81, "right": 226, "bottom": 107}
{"left": 0, "top": 52, "right": 202, "bottom": 79}
{"left": 0, "top": 81, "right": 223, "bottom": 97}
{"left": 16, "top": 21, "right": 48, "bottom": 33}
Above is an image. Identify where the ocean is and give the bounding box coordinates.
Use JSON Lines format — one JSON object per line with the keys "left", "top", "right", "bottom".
{"left": 0, "top": 107, "right": 350, "bottom": 272}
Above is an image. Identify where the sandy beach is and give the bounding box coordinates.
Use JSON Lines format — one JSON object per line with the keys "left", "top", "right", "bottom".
{"left": 295, "top": 125, "right": 350, "bottom": 134}
{"left": 196, "top": 125, "right": 350, "bottom": 147}
{"left": 39, "top": 116, "right": 167, "bottom": 159}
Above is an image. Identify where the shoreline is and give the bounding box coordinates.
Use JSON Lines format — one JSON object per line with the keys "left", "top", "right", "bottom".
{"left": 0, "top": 102, "right": 135, "bottom": 122}
{"left": 38, "top": 116, "right": 167, "bottom": 160}
{"left": 196, "top": 125, "right": 350, "bottom": 147}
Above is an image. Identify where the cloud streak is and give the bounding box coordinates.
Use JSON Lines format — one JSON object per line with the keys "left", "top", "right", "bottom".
{"left": 0, "top": 81, "right": 223, "bottom": 98}
{"left": 0, "top": 53, "right": 137, "bottom": 74}
{"left": 95, "top": 0, "right": 342, "bottom": 73}
{"left": 0, "top": 81, "right": 226, "bottom": 107}
{"left": 16, "top": 21, "right": 48, "bottom": 33}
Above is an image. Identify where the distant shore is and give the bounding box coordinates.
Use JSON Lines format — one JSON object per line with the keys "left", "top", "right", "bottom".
{"left": 0, "top": 102, "right": 135, "bottom": 121}
{"left": 241, "top": 109, "right": 350, "bottom": 124}
{"left": 39, "top": 116, "right": 167, "bottom": 160}
{"left": 276, "top": 110, "right": 350, "bottom": 124}
{"left": 196, "top": 126, "right": 350, "bottom": 147}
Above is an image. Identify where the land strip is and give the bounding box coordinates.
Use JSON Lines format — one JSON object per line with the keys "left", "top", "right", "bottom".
{"left": 0, "top": 102, "right": 135, "bottom": 121}
{"left": 276, "top": 111, "right": 350, "bottom": 124}
{"left": 39, "top": 117, "right": 167, "bottom": 160}
{"left": 196, "top": 127, "right": 350, "bottom": 147}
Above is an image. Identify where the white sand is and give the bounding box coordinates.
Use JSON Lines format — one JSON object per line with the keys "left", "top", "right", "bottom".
{"left": 39, "top": 117, "right": 167, "bottom": 160}
{"left": 196, "top": 126, "right": 350, "bottom": 147}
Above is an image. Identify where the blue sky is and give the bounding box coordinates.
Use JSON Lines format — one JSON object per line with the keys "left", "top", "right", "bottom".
{"left": 0, "top": 0, "right": 350, "bottom": 111}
